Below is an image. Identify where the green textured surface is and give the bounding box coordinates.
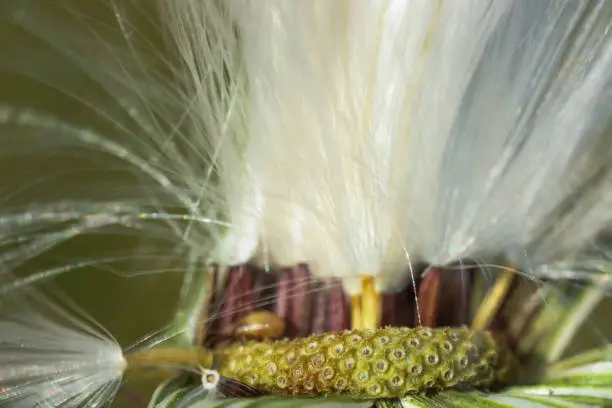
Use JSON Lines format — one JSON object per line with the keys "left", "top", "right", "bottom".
{"left": 215, "top": 327, "right": 517, "bottom": 398}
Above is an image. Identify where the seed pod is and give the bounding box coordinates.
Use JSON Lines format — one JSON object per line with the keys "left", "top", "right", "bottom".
{"left": 214, "top": 326, "right": 517, "bottom": 398}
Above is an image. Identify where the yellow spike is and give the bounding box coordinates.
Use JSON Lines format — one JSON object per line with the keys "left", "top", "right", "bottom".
{"left": 350, "top": 275, "right": 382, "bottom": 330}
{"left": 361, "top": 275, "right": 381, "bottom": 329}
{"left": 471, "top": 266, "right": 517, "bottom": 331}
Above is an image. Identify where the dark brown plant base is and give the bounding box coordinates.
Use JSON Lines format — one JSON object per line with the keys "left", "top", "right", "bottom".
{"left": 201, "top": 262, "right": 522, "bottom": 345}
{"left": 188, "top": 262, "right": 545, "bottom": 398}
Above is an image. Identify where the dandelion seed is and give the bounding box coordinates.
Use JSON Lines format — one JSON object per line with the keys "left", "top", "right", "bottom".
{"left": 0, "top": 287, "right": 126, "bottom": 407}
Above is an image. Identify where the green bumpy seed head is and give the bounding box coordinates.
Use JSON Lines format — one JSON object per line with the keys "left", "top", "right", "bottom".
{"left": 214, "top": 326, "right": 517, "bottom": 398}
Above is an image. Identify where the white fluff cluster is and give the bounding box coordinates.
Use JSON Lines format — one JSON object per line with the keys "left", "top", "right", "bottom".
{"left": 3, "top": 1, "right": 612, "bottom": 289}
{"left": 0, "top": 286, "right": 126, "bottom": 407}
{"left": 206, "top": 1, "right": 612, "bottom": 292}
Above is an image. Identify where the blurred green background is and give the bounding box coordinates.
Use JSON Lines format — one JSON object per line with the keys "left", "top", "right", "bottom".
{"left": 0, "top": 2, "right": 187, "bottom": 406}
{"left": 0, "top": 0, "right": 184, "bottom": 344}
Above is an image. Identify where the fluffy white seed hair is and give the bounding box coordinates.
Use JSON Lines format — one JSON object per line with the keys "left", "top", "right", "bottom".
{"left": 207, "top": 1, "right": 612, "bottom": 292}
{"left": 1, "top": 0, "right": 612, "bottom": 335}
{"left": 0, "top": 285, "right": 126, "bottom": 407}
